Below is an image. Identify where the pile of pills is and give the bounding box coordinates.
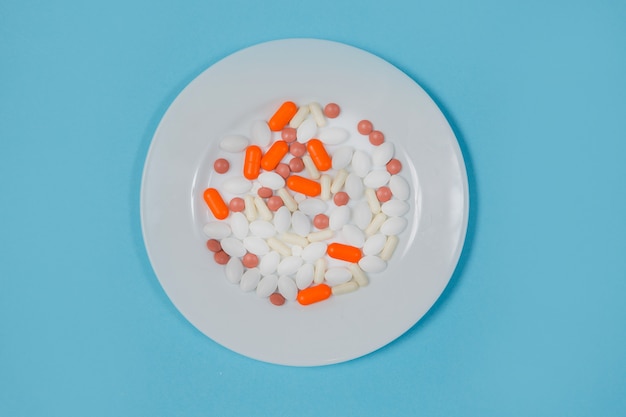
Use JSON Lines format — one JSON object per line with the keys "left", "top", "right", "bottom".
{"left": 202, "top": 101, "right": 411, "bottom": 306}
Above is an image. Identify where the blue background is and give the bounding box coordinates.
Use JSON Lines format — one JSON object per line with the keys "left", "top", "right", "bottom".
{"left": 2, "top": 0, "right": 625, "bottom": 416}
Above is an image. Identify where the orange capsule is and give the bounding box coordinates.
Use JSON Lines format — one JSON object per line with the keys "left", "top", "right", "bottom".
{"left": 268, "top": 101, "right": 298, "bottom": 131}
{"left": 297, "top": 284, "right": 332, "bottom": 305}
{"left": 286, "top": 175, "right": 321, "bottom": 197}
{"left": 306, "top": 139, "right": 332, "bottom": 171}
{"left": 203, "top": 188, "right": 229, "bottom": 220}
{"left": 327, "top": 242, "right": 362, "bottom": 263}
{"left": 243, "top": 145, "right": 262, "bottom": 180}
{"left": 260, "top": 141, "right": 289, "bottom": 171}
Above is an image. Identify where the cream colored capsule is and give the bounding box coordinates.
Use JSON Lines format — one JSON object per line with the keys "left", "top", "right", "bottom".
{"left": 244, "top": 195, "right": 257, "bottom": 222}
{"left": 330, "top": 169, "right": 349, "bottom": 193}
{"left": 332, "top": 280, "right": 359, "bottom": 296}
{"left": 302, "top": 155, "right": 320, "bottom": 179}
{"left": 267, "top": 237, "right": 291, "bottom": 257}
{"left": 364, "top": 212, "right": 387, "bottom": 236}
{"left": 289, "top": 104, "right": 309, "bottom": 128}
{"left": 308, "top": 102, "right": 326, "bottom": 127}
{"left": 307, "top": 229, "right": 334, "bottom": 243}
{"left": 313, "top": 257, "right": 326, "bottom": 284}
{"left": 320, "top": 175, "right": 331, "bottom": 200}
{"left": 254, "top": 197, "right": 273, "bottom": 221}
{"left": 277, "top": 188, "right": 298, "bottom": 212}
{"left": 348, "top": 263, "right": 369, "bottom": 287}
{"left": 280, "top": 232, "right": 309, "bottom": 247}
{"left": 379, "top": 235, "right": 399, "bottom": 261}
{"left": 365, "top": 188, "right": 381, "bottom": 214}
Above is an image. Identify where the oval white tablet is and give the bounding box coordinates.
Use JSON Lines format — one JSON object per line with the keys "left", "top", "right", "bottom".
{"left": 318, "top": 127, "right": 349, "bottom": 145}
{"left": 222, "top": 177, "right": 252, "bottom": 194}
{"left": 225, "top": 257, "right": 244, "bottom": 284}
{"left": 258, "top": 172, "right": 285, "bottom": 190}
{"left": 358, "top": 256, "right": 387, "bottom": 273}
{"left": 363, "top": 170, "right": 391, "bottom": 189}
{"left": 251, "top": 120, "right": 271, "bottom": 147}
{"left": 331, "top": 147, "right": 354, "bottom": 170}
{"left": 219, "top": 134, "right": 249, "bottom": 152}
{"left": 324, "top": 267, "right": 352, "bottom": 285}
{"left": 220, "top": 237, "right": 246, "bottom": 257}
{"left": 229, "top": 212, "right": 249, "bottom": 240}
{"left": 351, "top": 150, "right": 372, "bottom": 178}
{"left": 381, "top": 200, "right": 410, "bottom": 217}
{"left": 389, "top": 175, "right": 410, "bottom": 200}
{"left": 249, "top": 220, "right": 276, "bottom": 238}
{"left": 256, "top": 275, "right": 278, "bottom": 298}
{"left": 380, "top": 217, "right": 407, "bottom": 236}
{"left": 371, "top": 142, "right": 394, "bottom": 166}
{"left": 202, "top": 221, "right": 231, "bottom": 239}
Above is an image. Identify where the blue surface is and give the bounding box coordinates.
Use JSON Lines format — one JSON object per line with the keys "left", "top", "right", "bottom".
{"left": 1, "top": 0, "right": 625, "bottom": 416}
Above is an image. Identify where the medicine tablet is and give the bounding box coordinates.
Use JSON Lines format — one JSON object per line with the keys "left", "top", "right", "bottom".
{"left": 219, "top": 134, "right": 249, "bottom": 152}
{"left": 318, "top": 127, "right": 349, "bottom": 145}
{"left": 363, "top": 170, "right": 391, "bottom": 189}
{"left": 296, "top": 263, "right": 315, "bottom": 289}
{"left": 243, "top": 236, "right": 270, "bottom": 256}
{"left": 342, "top": 224, "right": 365, "bottom": 247}
{"left": 258, "top": 172, "right": 285, "bottom": 190}
{"left": 273, "top": 206, "right": 291, "bottom": 233}
{"left": 256, "top": 275, "right": 278, "bottom": 298}
{"left": 351, "top": 150, "right": 372, "bottom": 178}
{"left": 298, "top": 198, "right": 327, "bottom": 217}
{"left": 251, "top": 120, "right": 271, "bottom": 147}
{"left": 240, "top": 268, "right": 261, "bottom": 292}
{"left": 389, "top": 175, "right": 410, "bottom": 200}
{"left": 381, "top": 200, "right": 410, "bottom": 217}
{"left": 331, "top": 147, "right": 354, "bottom": 170}
{"left": 380, "top": 217, "right": 407, "bottom": 236}
{"left": 296, "top": 118, "right": 317, "bottom": 143}
{"left": 363, "top": 233, "right": 387, "bottom": 256}
{"left": 220, "top": 237, "right": 247, "bottom": 258}
{"left": 249, "top": 220, "right": 276, "bottom": 238}
{"left": 358, "top": 256, "right": 387, "bottom": 273}
{"left": 278, "top": 276, "right": 298, "bottom": 301}
{"left": 329, "top": 205, "right": 350, "bottom": 231}
{"left": 301, "top": 242, "right": 327, "bottom": 262}
{"left": 371, "top": 142, "right": 395, "bottom": 166}
{"left": 352, "top": 201, "right": 372, "bottom": 230}
{"left": 277, "top": 256, "right": 303, "bottom": 276}
{"left": 259, "top": 251, "right": 280, "bottom": 276}
{"left": 225, "top": 257, "right": 244, "bottom": 284}
{"left": 344, "top": 173, "right": 364, "bottom": 199}
{"left": 291, "top": 211, "right": 311, "bottom": 237}
{"left": 229, "top": 212, "right": 249, "bottom": 240}
{"left": 223, "top": 177, "right": 253, "bottom": 195}
{"left": 202, "top": 221, "right": 232, "bottom": 239}
{"left": 324, "top": 267, "right": 352, "bottom": 285}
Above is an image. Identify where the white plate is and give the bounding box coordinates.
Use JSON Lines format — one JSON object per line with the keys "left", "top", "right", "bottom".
{"left": 141, "top": 38, "right": 469, "bottom": 366}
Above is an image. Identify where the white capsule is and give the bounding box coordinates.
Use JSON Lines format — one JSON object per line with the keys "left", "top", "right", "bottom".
{"left": 320, "top": 175, "right": 331, "bottom": 200}
{"left": 240, "top": 268, "right": 261, "bottom": 292}
{"left": 331, "top": 147, "right": 353, "bottom": 170}
{"left": 329, "top": 205, "right": 350, "bottom": 231}
{"left": 318, "top": 127, "right": 349, "bottom": 145}
{"left": 351, "top": 150, "right": 372, "bottom": 178}
{"left": 273, "top": 206, "right": 291, "bottom": 233}
{"left": 250, "top": 120, "right": 271, "bottom": 147}
{"left": 291, "top": 211, "right": 311, "bottom": 237}
{"left": 225, "top": 257, "right": 244, "bottom": 284}
{"left": 280, "top": 232, "right": 309, "bottom": 247}
{"left": 289, "top": 105, "right": 309, "bottom": 128}
{"left": 325, "top": 267, "right": 352, "bottom": 285}
{"left": 249, "top": 220, "right": 276, "bottom": 238}
{"left": 364, "top": 212, "right": 387, "bottom": 236}
{"left": 302, "top": 155, "right": 320, "bottom": 180}
{"left": 296, "top": 263, "right": 315, "bottom": 289}
{"left": 229, "top": 212, "right": 248, "bottom": 240}
{"left": 345, "top": 173, "right": 364, "bottom": 199}
{"left": 259, "top": 251, "right": 280, "bottom": 276}
{"left": 267, "top": 237, "right": 292, "bottom": 257}
{"left": 389, "top": 175, "right": 410, "bottom": 200}
{"left": 277, "top": 188, "right": 298, "bottom": 212}
{"left": 202, "top": 221, "right": 231, "bottom": 239}
{"left": 222, "top": 177, "right": 252, "bottom": 194}
{"left": 381, "top": 200, "right": 410, "bottom": 217}
{"left": 363, "top": 170, "right": 391, "bottom": 189}
{"left": 278, "top": 275, "right": 298, "bottom": 301}
{"left": 277, "top": 256, "right": 303, "bottom": 276}
{"left": 243, "top": 236, "right": 269, "bottom": 256}
{"left": 296, "top": 118, "right": 317, "bottom": 143}
{"left": 256, "top": 275, "right": 278, "bottom": 298}
{"left": 308, "top": 102, "right": 326, "bottom": 127}
{"left": 219, "top": 134, "right": 248, "bottom": 152}
{"left": 254, "top": 197, "right": 273, "bottom": 221}
{"left": 358, "top": 256, "right": 387, "bottom": 273}
{"left": 332, "top": 280, "right": 360, "bottom": 296}
{"left": 353, "top": 201, "right": 372, "bottom": 230}
{"left": 220, "top": 237, "right": 246, "bottom": 257}
{"left": 244, "top": 195, "right": 257, "bottom": 222}
{"left": 371, "top": 142, "right": 395, "bottom": 166}
{"left": 330, "top": 169, "right": 349, "bottom": 194}
{"left": 342, "top": 224, "right": 365, "bottom": 247}
{"left": 380, "top": 235, "right": 399, "bottom": 261}
{"left": 348, "top": 263, "right": 369, "bottom": 287}
{"left": 363, "top": 233, "right": 387, "bottom": 256}
{"left": 258, "top": 172, "right": 285, "bottom": 190}
{"left": 298, "top": 198, "right": 327, "bottom": 217}
{"left": 380, "top": 217, "right": 408, "bottom": 236}
{"left": 365, "top": 188, "right": 381, "bottom": 214}
{"left": 301, "top": 242, "right": 327, "bottom": 262}
{"left": 307, "top": 229, "right": 334, "bottom": 242}
{"left": 313, "top": 258, "right": 326, "bottom": 284}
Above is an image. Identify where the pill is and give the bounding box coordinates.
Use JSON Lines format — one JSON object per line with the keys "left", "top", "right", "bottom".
{"left": 229, "top": 212, "right": 249, "bottom": 239}
{"left": 289, "top": 141, "right": 306, "bottom": 157}
{"left": 298, "top": 198, "right": 327, "bottom": 217}
{"left": 260, "top": 141, "right": 289, "bottom": 171}
{"left": 313, "top": 258, "right": 326, "bottom": 284}
{"left": 244, "top": 195, "right": 257, "bottom": 222}
{"left": 307, "top": 229, "right": 334, "bottom": 243}
{"left": 386, "top": 158, "right": 403, "bottom": 174}
{"left": 236, "top": 156, "right": 256, "bottom": 186}
{"left": 364, "top": 212, "right": 387, "bottom": 236}
{"left": 357, "top": 120, "right": 373, "bottom": 135}
{"left": 289, "top": 104, "right": 309, "bottom": 128}
{"left": 280, "top": 232, "right": 309, "bottom": 247}
{"left": 363, "top": 170, "right": 391, "bottom": 189}
{"left": 281, "top": 127, "right": 297, "bottom": 142}
{"left": 291, "top": 211, "right": 311, "bottom": 237}
{"left": 324, "top": 103, "right": 340, "bottom": 118}
{"left": 325, "top": 268, "right": 352, "bottom": 285}
{"left": 256, "top": 187, "right": 272, "bottom": 199}
{"left": 275, "top": 163, "right": 291, "bottom": 179}
{"left": 296, "top": 263, "right": 315, "bottom": 289}
{"left": 330, "top": 169, "right": 349, "bottom": 194}
{"left": 351, "top": 150, "right": 372, "bottom": 178}
{"left": 256, "top": 275, "right": 278, "bottom": 298}
{"left": 269, "top": 292, "right": 286, "bottom": 306}
{"left": 267, "top": 237, "right": 291, "bottom": 257}
{"left": 342, "top": 224, "right": 365, "bottom": 247}
{"left": 251, "top": 120, "right": 271, "bottom": 147}
{"left": 278, "top": 275, "right": 298, "bottom": 301}
{"left": 363, "top": 233, "right": 387, "bottom": 256}
{"left": 297, "top": 284, "right": 332, "bottom": 305}
{"left": 277, "top": 256, "right": 303, "bottom": 276}
{"left": 243, "top": 236, "right": 270, "bottom": 256}
{"left": 266, "top": 196, "right": 284, "bottom": 211}
{"left": 302, "top": 155, "right": 321, "bottom": 180}
{"left": 320, "top": 174, "right": 331, "bottom": 200}
{"left": 365, "top": 188, "right": 381, "bottom": 214}
{"left": 220, "top": 237, "right": 247, "bottom": 258}
{"left": 358, "top": 256, "right": 387, "bottom": 273}
{"left": 376, "top": 186, "right": 392, "bottom": 202}
{"left": 286, "top": 175, "right": 321, "bottom": 197}
{"left": 213, "top": 158, "right": 230, "bottom": 174}
{"left": 277, "top": 188, "right": 298, "bottom": 212}
{"left": 242, "top": 252, "right": 259, "bottom": 268}
{"left": 219, "top": 134, "right": 249, "bottom": 152}
{"left": 240, "top": 268, "right": 261, "bottom": 292}
{"left": 327, "top": 242, "right": 362, "bottom": 263}
{"left": 389, "top": 175, "right": 410, "bottom": 200}
{"left": 332, "top": 280, "right": 359, "bottom": 295}
{"left": 308, "top": 102, "right": 326, "bottom": 127}
{"left": 206, "top": 239, "right": 221, "bottom": 252}
{"left": 380, "top": 217, "right": 407, "bottom": 236}
{"left": 223, "top": 177, "right": 253, "bottom": 195}
{"left": 269, "top": 101, "right": 298, "bottom": 131}
{"left": 288, "top": 157, "right": 304, "bottom": 172}
{"left": 379, "top": 235, "right": 399, "bottom": 261}
{"left": 371, "top": 142, "right": 395, "bottom": 166}
{"left": 273, "top": 206, "right": 291, "bottom": 233}
{"left": 214, "top": 250, "right": 230, "bottom": 265}
{"left": 353, "top": 201, "right": 372, "bottom": 230}
{"left": 249, "top": 220, "right": 276, "bottom": 238}
{"left": 258, "top": 172, "right": 285, "bottom": 190}
{"left": 369, "top": 130, "right": 385, "bottom": 146}
{"left": 254, "top": 197, "right": 273, "bottom": 221}
{"left": 291, "top": 245, "right": 303, "bottom": 257}
{"left": 296, "top": 118, "right": 317, "bottom": 143}
{"left": 225, "top": 257, "right": 244, "bottom": 284}
{"left": 344, "top": 173, "right": 364, "bottom": 199}
{"left": 301, "top": 241, "right": 327, "bottom": 262}
{"left": 381, "top": 200, "right": 410, "bottom": 217}
{"left": 202, "top": 221, "right": 231, "bottom": 239}
{"left": 331, "top": 147, "right": 353, "bottom": 170}
{"left": 203, "top": 188, "right": 229, "bottom": 220}
{"left": 329, "top": 206, "right": 350, "bottom": 231}
{"left": 259, "top": 251, "right": 280, "bottom": 276}
{"left": 229, "top": 197, "right": 245, "bottom": 212}
{"left": 306, "top": 139, "right": 332, "bottom": 171}
{"left": 348, "top": 263, "right": 369, "bottom": 287}
{"left": 318, "top": 127, "right": 349, "bottom": 145}
{"left": 313, "top": 213, "right": 329, "bottom": 229}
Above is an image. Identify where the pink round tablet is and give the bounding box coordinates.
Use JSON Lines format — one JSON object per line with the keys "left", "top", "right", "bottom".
{"left": 242, "top": 253, "right": 259, "bottom": 268}
{"left": 275, "top": 163, "right": 290, "bottom": 179}
{"left": 266, "top": 196, "right": 284, "bottom": 211}
{"left": 281, "top": 127, "right": 297, "bottom": 143}
{"left": 289, "top": 142, "right": 306, "bottom": 157}
{"left": 206, "top": 239, "right": 221, "bottom": 252}
{"left": 229, "top": 197, "right": 245, "bottom": 212}
{"left": 270, "top": 292, "right": 286, "bottom": 306}
{"left": 214, "top": 250, "right": 230, "bottom": 265}
{"left": 313, "top": 213, "right": 329, "bottom": 229}
{"left": 333, "top": 191, "right": 349, "bottom": 206}
{"left": 376, "top": 186, "right": 392, "bottom": 202}
{"left": 324, "top": 103, "right": 340, "bottom": 118}
{"left": 386, "top": 158, "right": 402, "bottom": 175}
{"left": 357, "top": 120, "right": 373, "bottom": 135}
{"left": 257, "top": 187, "right": 273, "bottom": 198}
{"left": 369, "top": 130, "right": 385, "bottom": 146}
{"left": 213, "top": 158, "right": 230, "bottom": 174}
{"left": 288, "top": 157, "right": 304, "bottom": 173}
